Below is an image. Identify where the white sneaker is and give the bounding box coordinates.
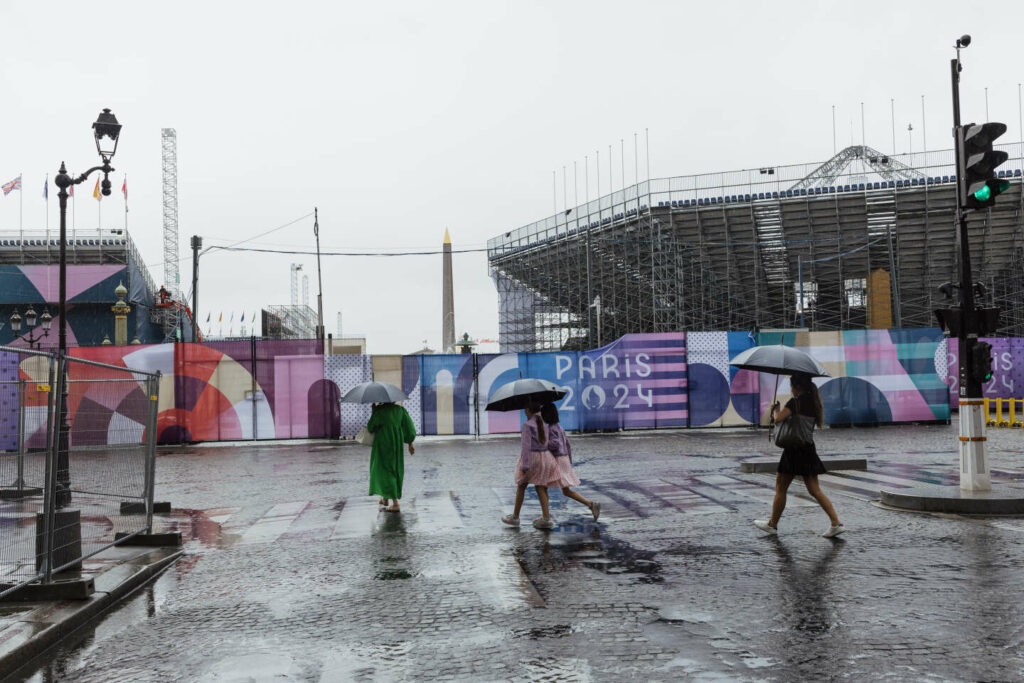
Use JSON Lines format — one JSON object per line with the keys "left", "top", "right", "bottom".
{"left": 753, "top": 519, "right": 778, "bottom": 535}
{"left": 532, "top": 516, "right": 555, "bottom": 530}
{"left": 501, "top": 514, "right": 520, "bottom": 526}
{"left": 822, "top": 525, "right": 846, "bottom": 538}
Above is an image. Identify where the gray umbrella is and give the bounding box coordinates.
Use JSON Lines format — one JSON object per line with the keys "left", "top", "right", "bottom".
{"left": 728, "top": 344, "right": 830, "bottom": 378}
{"left": 340, "top": 381, "right": 408, "bottom": 404}
{"left": 729, "top": 345, "right": 828, "bottom": 439}
{"left": 485, "top": 378, "right": 566, "bottom": 412}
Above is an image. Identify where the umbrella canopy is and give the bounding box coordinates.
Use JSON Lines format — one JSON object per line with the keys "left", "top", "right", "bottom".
{"left": 485, "top": 378, "right": 566, "bottom": 412}
{"left": 729, "top": 344, "right": 830, "bottom": 378}
{"left": 340, "top": 381, "right": 408, "bottom": 404}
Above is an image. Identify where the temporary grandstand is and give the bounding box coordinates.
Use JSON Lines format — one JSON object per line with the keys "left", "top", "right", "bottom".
{"left": 488, "top": 144, "right": 1024, "bottom": 352}
{"left": 0, "top": 229, "right": 166, "bottom": 345}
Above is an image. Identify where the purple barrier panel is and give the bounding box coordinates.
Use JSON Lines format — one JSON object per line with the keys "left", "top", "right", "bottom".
{"left": 945, "top": 337, "right": 1024, "bottom": 405}
{"left": 0, "top": 350, "right": 20, "bottom": 451}
{"left": 254, "top": 339, "right": 326, "bottom": 439}
{"left": 576, "top": 333, "right": 687, "bottom": 430}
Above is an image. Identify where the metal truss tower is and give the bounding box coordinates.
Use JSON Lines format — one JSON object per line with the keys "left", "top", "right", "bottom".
{"left": 161, "top": 129, "right": 180, "bottom": 297}
{"left": 290, "top": 263, "right": 303, "bottom": 306}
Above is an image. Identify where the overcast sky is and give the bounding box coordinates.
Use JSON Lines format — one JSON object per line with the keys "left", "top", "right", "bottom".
{"left": 2, "top": 1, "right": 1023, "bottom": 353}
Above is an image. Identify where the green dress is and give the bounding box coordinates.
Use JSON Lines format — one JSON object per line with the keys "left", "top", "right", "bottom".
{"left": 367, "top": 403, "right": 416, "bottom": 499}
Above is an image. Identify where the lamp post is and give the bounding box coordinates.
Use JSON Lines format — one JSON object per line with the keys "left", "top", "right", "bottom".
{"left": 52, "top": 108, "right": 122, "bottom": 509}
{"left": 10, "top": 306, "right": 53, "bottom": 349}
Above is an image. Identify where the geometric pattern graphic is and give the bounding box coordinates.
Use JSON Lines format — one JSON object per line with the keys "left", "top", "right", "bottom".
{"left": 0, "top": 329, "right": 970, "bottom": 448}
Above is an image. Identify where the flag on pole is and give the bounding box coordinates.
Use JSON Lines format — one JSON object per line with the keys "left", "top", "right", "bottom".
{"left": 121, "top": 177, "right": 127, "bottom": 200}
{"left": 218, "top": 312, "right": 223, "bottom": 322}
{"left": 69, "top": 183, "right": 74, "bottom": 197}
{"left": 92, "top": 177, "right": 101, "bottom": 201}
{"left": 230, "top": 312, "right": 234, "bottom": 322}
{"left": 240, "top": 311, "right": 245, "bottom": 322}
{"left": 206, "top": 312, "right": 210, "bottom": 323}
{"left": 43, "top": 176, "right": 48, "bottom": 201}
{"left": 1, "top": 176, "right": 21, "bottom": 196}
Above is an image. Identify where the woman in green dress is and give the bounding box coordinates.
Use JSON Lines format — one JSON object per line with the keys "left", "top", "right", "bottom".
{"left": 367, "top": 402, "right": 416, "bottom": 512}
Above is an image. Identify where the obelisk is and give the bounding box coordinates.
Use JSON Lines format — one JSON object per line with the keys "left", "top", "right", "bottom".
{"left": 442, "top": 228, "right": 455, "bottom": 353}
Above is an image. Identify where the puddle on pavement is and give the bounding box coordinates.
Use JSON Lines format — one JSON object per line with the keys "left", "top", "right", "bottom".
{"left": 519, "top": 527, "right": 663, "bottom": 584}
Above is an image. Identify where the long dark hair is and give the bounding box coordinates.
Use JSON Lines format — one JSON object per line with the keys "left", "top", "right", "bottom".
{"left": 526, "top": 401, "right": 546, "bottom": 444}
{"left": 540, "top": 403, "right": 560, "bottom": 425}
{"left": 790, "top": 373, "right": 824, "bottom": 427}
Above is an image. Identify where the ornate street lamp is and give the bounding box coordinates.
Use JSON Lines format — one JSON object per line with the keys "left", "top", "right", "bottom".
{"left": 10, "top": 306, "right": 53, "bottom": 349}
{"left": 52, "top": 108, "right": 122, "bottom": 509}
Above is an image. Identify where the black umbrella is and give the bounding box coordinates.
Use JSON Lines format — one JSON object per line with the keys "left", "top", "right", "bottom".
{"left": 340, "top": 381, "right": 407, "bottom": 404}
{"left": 485, "top": 378, "right": 566, "bottom": 412}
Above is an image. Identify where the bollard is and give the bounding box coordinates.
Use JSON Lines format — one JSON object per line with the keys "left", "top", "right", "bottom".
{"left": 985, "top": 398, "right": 996, "bottom": 427}
{"left": 1013, "top": 399, "right": 1024, "bottom": 429}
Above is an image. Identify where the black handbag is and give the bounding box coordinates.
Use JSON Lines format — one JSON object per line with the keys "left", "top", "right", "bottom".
{"left": 774, "top": 414, "right": 816, "bottom": 449}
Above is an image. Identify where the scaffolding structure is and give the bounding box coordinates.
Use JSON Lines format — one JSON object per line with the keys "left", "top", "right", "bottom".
{"left": 263, "top": 305, "right": 318, "bottom": 339}
{"left": 489, "top": 145, "right": 1024, "bottom": 352}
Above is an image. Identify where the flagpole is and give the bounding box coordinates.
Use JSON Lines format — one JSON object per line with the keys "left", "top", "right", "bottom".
{"left": 19, "top": 172, "right": 23, "bottom": 244}
{"left": 45, "top": 174, "right": 49, "bottom": 239}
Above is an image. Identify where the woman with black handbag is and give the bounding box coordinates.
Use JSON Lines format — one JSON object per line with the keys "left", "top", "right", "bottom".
{"left": 754, "top": 373, "right": 845, "bottom": 538}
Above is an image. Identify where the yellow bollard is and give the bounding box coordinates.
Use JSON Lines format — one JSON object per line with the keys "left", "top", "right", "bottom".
{"left": 997, "top": 398, "right": 1011, "bottom": 428}
{"left": 1013, "top": 399, "right": 1024, "bottom": 429}
{"left": 985, "top": 398, "right": 996, "bottom": 427}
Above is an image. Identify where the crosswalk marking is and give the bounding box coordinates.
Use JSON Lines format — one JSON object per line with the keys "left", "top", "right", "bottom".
{"left": 237, "top": 501, "right": 308, "bottom": 545}
{"left": 330, "top": 497, "right": 383, "bottom": 539}
{"left": 205, "top": 507, "right": 242, "bottom": 525}
{"left": 410, "top": 491, "right": 463, "bottom": 533}
{"left": 697, "top": 473, "right": 817, "bottom": 507}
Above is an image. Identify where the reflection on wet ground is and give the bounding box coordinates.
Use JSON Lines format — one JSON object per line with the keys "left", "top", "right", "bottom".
{"left": 13, "top": 426, "right": 1024, "bottom": 681}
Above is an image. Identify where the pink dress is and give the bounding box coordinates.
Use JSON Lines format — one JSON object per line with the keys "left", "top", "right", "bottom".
{"left": 547, "top": 424, "right": 581, "bottom": 488}
{"left": 514, "top": 417, "right": 561, "bottom": 487}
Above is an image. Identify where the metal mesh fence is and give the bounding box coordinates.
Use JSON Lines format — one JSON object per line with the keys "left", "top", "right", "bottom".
{"left": 51, "top": 356, "right": 160, "bottom": 573}
{"left": 0, "top": 346, "right": 56, "bottom": 598}
{"left": 0, "top": 348, "right": 159, "bottom": 597}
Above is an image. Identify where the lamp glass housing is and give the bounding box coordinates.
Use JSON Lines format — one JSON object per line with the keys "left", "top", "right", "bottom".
{"left": 92, "top": 108, "right": 122, "bottom": 159}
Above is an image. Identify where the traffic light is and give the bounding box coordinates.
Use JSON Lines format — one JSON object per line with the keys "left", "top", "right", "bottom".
{"left": 958, "top": 122, "right": 1010, "bottom": 210}
{"left": 970, "top": 341, "right": 994, "bottom": 385}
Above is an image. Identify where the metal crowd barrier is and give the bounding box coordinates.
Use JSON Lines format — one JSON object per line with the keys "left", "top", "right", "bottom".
{"left": 984, "top": 398, "right": 1024, "bottom": 429}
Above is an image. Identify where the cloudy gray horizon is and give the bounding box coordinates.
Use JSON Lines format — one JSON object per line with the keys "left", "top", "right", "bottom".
{"left": 2, "top": 1, "right": 1022, "bottom": 353}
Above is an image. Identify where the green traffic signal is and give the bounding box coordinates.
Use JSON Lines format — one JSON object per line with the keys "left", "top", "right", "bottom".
{"left": 970, "top": 178, "right": 1011, "bottom": 205}
{"left": 960, "top": 122, "right": 1010, "bottom": 210}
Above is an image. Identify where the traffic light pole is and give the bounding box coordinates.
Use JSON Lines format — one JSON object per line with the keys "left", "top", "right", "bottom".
{"left": 950, "top": 53, "right": 991, "bottom": 492}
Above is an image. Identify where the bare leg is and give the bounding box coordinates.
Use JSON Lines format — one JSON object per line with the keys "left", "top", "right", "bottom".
{"left": 803, "top": 476, "right": 840, "bottom": 526}
{"left": 536, "top": 486, "right": 551, "bottom": 519}
{"left": 769, "top": 473, "right": 795, "bottom": 527}
{"left": 562, "top": 487, "right": 592, "bottom": 508}
{"left": 512, "top": 483, "right": 528, "bottom": 517}
{"left": 385, "top": 498, "right": 401, "bottom": 512}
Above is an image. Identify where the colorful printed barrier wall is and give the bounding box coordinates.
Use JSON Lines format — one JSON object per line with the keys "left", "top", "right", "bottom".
{"left": 0, "top": 329, "right": 975, "bottom": 447}
{"left": 757, "top": 329, "right": 951, "bottom": 425}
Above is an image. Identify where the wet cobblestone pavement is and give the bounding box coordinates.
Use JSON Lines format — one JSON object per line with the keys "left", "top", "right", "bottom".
{"left": 17, "top": 424, "right": 1024, "bottom": 681}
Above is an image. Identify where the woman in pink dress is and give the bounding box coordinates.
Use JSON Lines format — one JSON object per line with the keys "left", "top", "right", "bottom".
{"left": 542, "top": 403, "right": 601, "bottom": 521}
{"left": 501, "top": 402, "right": 561, "bottom": 529}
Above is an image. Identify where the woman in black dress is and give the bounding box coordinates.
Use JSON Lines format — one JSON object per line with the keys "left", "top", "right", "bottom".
{"left": 754, "top": 373, "right": 845, "bottom": 538}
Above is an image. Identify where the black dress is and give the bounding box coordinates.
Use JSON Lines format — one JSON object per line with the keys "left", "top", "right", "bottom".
{"left": 776, "top": 395, "right": 826, "bottom": 477}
